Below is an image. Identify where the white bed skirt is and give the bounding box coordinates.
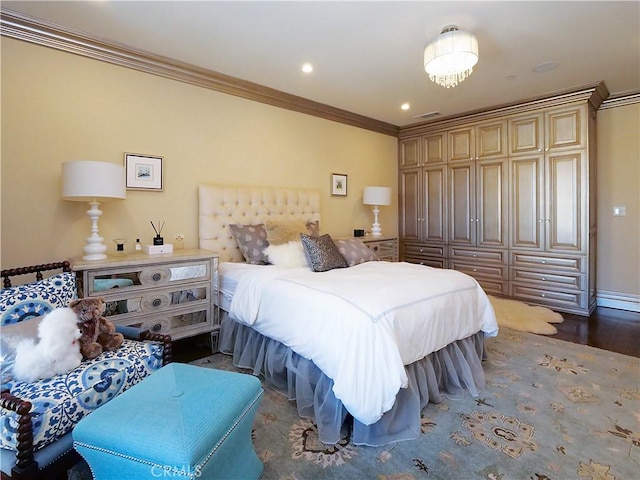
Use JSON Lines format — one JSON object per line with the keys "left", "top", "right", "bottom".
{"left": 219, "top": 313, "right": 486, "bottom": 447}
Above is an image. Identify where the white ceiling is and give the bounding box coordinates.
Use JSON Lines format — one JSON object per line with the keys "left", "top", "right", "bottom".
{"left": 3, "top": 1, "right": 639, "bottom": 127}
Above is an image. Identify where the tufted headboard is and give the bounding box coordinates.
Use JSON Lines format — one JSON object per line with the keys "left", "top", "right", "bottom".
{"left": 198, "top": 184, "right": 321, "bottom": 262}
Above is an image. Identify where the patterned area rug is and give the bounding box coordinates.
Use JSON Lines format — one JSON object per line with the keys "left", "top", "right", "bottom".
{"left": 69, "top": 328, "right": 639, "bottom": 479}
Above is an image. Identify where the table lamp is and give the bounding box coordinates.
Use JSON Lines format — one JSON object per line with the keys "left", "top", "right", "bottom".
{"left": 62, "top": 160, "right": 126, "bottom": 261}
{"left": 363, "top": 186, "right": 392, "bottom": 236}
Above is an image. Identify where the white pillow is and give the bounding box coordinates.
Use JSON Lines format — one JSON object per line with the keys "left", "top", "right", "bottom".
{"left": 264, "top": 241, "right": 309, "bottom": 268}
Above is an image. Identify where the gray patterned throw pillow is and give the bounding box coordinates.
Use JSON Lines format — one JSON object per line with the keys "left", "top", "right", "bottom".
{"left": 333, "top": 238, "right": 379, "bottom": 266}
{"left": 229, "top": 224, "right": 269, "bottom": 264}
{"left": 300, "top": 233, "right": 348, "bottom": 272}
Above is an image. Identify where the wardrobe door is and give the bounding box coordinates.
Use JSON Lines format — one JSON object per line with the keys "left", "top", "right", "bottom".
{"left": 399, "top": 167, "right": 422, "bottom": 241}
{"left": 477, "top": 158, "right": 508, "bottom": 248}
{"left": 545, "top": 150, "right": 586, "bottom": 253}
{"left": 448, "top": 161, "right": 475, "bottom": 245}
{"left": 510, "top": 155, "right": 544, "bottom": 250}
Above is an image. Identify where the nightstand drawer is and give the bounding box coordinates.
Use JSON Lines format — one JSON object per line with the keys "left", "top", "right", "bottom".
{"left": 101, "top": 282, "right": 211, "bottom": 320}
{"left": 115, "top": 304, "right": 212, "bottom": 341}
{"left": 86, "top": 260, "right": 211, "bottom": 296}
{"left": 361, "top": 237, "right": 398, "bottom": 261}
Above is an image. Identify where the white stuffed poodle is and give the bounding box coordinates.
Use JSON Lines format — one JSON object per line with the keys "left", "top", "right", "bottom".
{"left": 13, "top": 307, "right": 83, "bottom": 382}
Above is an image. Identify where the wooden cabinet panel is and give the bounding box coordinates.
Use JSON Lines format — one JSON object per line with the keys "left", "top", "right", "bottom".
{"left": 477, "top": 159, "right": 508, "bottom": 248}
{"left": 510, "top": 251, "right": 585, "bottom": 273}
{"left": 399, "top": 168, "right": 421, "bottom": 240}
{"left": 546, "top": 151, "right": 585, "bottom": 253}
{"left": 510, "top": 267, "right": 584, "bottom": 291}
{"left": 510, "top": 155, "right": 544, "bottom": 250}
{"left": 399, "top": 137, "right": 421, "bottom": 169}
{"left": 449, "top": 127, "right": 474, "bottom": 162}
{"left": 545, "top": 105, "right": 585, "bottom": 151}
{"left": 449, "top": 162, "right": 475, "bottom": 245}
{"left": 476, "top": 120, "right": 507, "bottom": 159}
{"left": 509, "top": 113, "right": 543, "bottom": 155}
{"left": 403, "top": 242, "right": 446, "bottom": 257}
{"left": 449, "top": 261, "right": 508, "bottom": 281}
{"left": 510, "top": 283, "right": 586, "bottom": 312}
{"left": 423, "top": 132, "right": 447, "bottom": 165}
{"left": 449, "top": 246, "right": 507, "bottom": 264}
{"left": 423, "top": 166, "right": 447, "bottom": 243}
{"left": 402, "top": 242, "right": 446, "bottom": 267}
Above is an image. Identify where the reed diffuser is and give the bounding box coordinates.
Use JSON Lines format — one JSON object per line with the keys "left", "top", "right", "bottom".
{"left": 150, "top": 220, "right": 165, "bottom": 245}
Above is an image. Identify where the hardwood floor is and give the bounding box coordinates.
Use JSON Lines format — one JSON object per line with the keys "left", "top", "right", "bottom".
{"left": 172, "top": 307, "right": 640, "bottom": 363}
{"left": 552, "top": 306, "right": 640, "bottom": 358}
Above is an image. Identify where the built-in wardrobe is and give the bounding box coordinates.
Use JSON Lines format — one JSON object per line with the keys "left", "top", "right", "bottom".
{"left": 398, "top": 82, "right": 609, "bottom": 315}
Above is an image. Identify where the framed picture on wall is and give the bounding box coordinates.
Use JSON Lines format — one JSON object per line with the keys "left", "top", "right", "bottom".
{"left": 125, "top": 153, "right": 163, "bottom": 191}
{"left": 331, "top": 173, "right": 347, "bottom": 196}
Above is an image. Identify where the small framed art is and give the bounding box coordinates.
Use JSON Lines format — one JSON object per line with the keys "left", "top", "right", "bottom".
{"left": 331, "top": 173, "right": 348, "bottom": 196}
{"left": 125, "top": 153, "right": 163, "bottom": 191}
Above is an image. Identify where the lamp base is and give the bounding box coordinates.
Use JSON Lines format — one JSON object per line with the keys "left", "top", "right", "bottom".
{"left": 82, "top": 201, "right": 108, "bottom": 261}
{"left": 83, "top": 252, "right": 108, "bottom": 261}
{"left": 370, "top": 205, "right": 382, "bottom": 236}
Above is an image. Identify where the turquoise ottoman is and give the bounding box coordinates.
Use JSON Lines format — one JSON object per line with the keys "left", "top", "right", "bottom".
{"left": 72, "top": 363, "right": 264, "bottom": 480}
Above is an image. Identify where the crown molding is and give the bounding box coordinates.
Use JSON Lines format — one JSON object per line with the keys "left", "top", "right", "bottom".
{"left": 399, "top": 81, "right": 610, "bottom": 139}
{"left": 0, "top": 8, "right": 399, "bottom": 138}
{"left": 599, "top": 90, "right": 640, "bottom": 109}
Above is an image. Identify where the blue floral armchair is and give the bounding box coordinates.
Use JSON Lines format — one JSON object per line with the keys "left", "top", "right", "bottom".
{"left": 0, "top": 261, "right": 172, "bottom": 480}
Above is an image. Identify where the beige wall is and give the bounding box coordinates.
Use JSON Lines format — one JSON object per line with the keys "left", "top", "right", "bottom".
{"left": 1, "top": 38, "right": 397, "bottom": 268}
{"left": 2, "top": 38, "right": 638, "bottom": 308}
{"left": 596, "top": 103, "right": 640, "bottom": 300}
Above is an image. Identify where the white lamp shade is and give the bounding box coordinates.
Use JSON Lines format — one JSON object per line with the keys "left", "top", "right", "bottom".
{"left": 363, "top": 186, "right": 392, "bottom": 206}
{"left": 62, "top": 161, "right": 126, "bottom": 201}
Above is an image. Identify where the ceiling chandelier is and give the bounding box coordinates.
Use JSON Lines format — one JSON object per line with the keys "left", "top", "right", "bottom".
{"left": 424, "top": 25, "right": 479, "bottom": 88}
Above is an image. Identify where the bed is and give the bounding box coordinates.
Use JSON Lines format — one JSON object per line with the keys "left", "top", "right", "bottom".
{"left": 199, "top": 184, "right": 499, "bottom": 447}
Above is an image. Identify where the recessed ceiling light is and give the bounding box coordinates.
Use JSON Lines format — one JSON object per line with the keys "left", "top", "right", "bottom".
{"left": 532, "top": 62, "right": 559, "bottom": 73}
{"left": 401, "top": 103, "right": 410, "bottom": 111}
{"left": 302, "top": 63, "right": 313, "bottom": 73}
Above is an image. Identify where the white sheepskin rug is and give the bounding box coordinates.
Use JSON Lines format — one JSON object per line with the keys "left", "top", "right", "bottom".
{"left": 488, "top": 295, "right": 564, "bottom": 335}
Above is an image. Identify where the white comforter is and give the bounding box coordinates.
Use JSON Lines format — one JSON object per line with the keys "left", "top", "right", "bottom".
{"left": 226, "top": 261, "right": 498, "bottom": 425}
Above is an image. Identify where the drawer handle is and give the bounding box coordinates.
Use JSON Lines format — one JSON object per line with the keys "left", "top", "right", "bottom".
{"left": 419, "top": 249, "right": 424, "bottom": 252}
{"left": 152, "top": 323, "right": 162, "bottom": 332}
{"left": 541, "top": 277, "right": 546, "bottom": 281}
{"left": 373, "top": 246, "right": 379, "bottom": 251}
{"left": 541, "top": 293, "right": 546, "bottom": 298}
{"left": 541, "top": 260, "right": 546, "bottom": 264}
{"left": 152, "top": 298, "right": 162, "bottom": 307}
{"left": 473, "top": 254, "right": 477, "bottom": 257}
{"left": 473, "top": 268, "right": 477, "bottom": 272}
{"left": 152, "top": 273, "right": 161, "bottom": 282}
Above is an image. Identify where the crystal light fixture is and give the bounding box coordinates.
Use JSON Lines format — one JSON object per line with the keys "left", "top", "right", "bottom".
{"left": 424, "top": 25, "right": 479, "bottom": 88}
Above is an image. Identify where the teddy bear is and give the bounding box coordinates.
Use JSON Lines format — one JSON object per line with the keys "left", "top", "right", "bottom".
{"left": 69, "top": 297, "right": 124, "bottom": 360}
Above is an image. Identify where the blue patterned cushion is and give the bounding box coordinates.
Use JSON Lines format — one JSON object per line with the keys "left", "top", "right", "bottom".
{"left": 0, "top": 339, "right": 164, "bottom": 452}
{"left": 0, "top": 273, "right": 77, "bottom": 326}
